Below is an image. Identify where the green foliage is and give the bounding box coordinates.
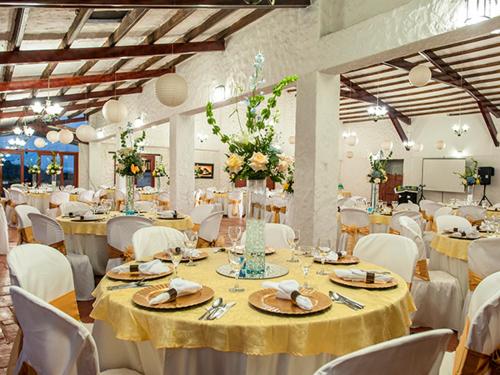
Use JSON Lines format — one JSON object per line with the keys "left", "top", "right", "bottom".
{"left": 114, "top": 125, "right": 146, "bottom": 177}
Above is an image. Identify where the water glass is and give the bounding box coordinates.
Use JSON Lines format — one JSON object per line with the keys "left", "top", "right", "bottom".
{"left": 391, "top": 201, "right": 398, "bottom": 210}
{"left": 184, "top": 230, "right": 198, "bottom": 267}
{"left": 228, "top": 226, "right": 243, "bottom": 250}
{"left": 228, "top": 249, "right": 245, "bottom": 292}
{"left": 316, "top": 238, "right": 331, "bottom": 275}
{"left": 168, "top": 247, "right": 183, "bottom": 277}
{"left": 287, "top": 229, "right": 300, "bottom": 263}
{"left": 300, "top": 254, "right": 314, "bottom": 290}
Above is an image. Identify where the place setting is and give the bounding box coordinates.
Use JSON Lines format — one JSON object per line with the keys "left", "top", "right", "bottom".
{"left": 106, "top": 259, "right": 173, "bottom": 282}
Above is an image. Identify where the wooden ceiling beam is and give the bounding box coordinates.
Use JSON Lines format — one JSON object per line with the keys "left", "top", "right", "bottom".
{"left": 0, "top": 67, "right": 174, "bottom": 93}
{"left": 388, "top": 115, "right": 409, "bottom": 145}
{"left": 478, "top": 103, "right": 499, "bottom": 147}
{"left": 0, "top": 100, "right": 106, "bottom": 119}
{"left": 0, "top": 0, "right": 309, "bottom": 8}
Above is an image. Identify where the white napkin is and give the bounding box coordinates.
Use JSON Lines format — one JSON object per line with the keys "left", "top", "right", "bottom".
{"left": 334, "top": 269, "right": 393, "bottom": 284}
{"left": 314, "top": 251, "right": 346, "bottom": 262}
{"left": 182, "top": 248, "right": 200, "bottom": 257}
{"left": 112, "top": 259, "right": 169, "bottom": 275}
{"left": 262, "top": 280, "right": 313, "bottom": 311}
{"left": 149, "top": 278, "right": 202, "bottom": 305}
{"left": 158, "top": 210, "right": 175, "bottom": 218}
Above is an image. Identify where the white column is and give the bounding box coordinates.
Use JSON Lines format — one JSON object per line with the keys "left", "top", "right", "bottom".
{"left": 293, "top": 71, "right": 340, "bottom": 245}
{"left": 169, "top": 114, "right": 195, "bottom": 213}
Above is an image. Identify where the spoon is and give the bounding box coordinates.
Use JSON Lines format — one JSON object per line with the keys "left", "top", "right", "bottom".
{"left": 329, "top": 291, "right": 360, "bottom": 310}
{"left": 199, "top": 297, "right": 223, "bottom": 320}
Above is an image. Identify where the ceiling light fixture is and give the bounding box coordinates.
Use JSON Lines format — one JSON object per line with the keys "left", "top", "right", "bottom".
{"left": 31, "top": 77, "right": 63, "bottom": 122}
{"left": 367, "top": 105, "right": 388, "bottom": 121}
{"left": 452, "top": 123, "right": 470, "bottom": 136}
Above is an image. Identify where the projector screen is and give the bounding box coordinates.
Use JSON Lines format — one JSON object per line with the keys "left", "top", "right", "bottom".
{"left": 422, "top": 158, "right": 466, "bottom": 193}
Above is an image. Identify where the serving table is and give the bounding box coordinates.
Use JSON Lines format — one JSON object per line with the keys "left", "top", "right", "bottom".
{"left": 91, "top": 250, "right": 415, "bottom": 375}
{"left": 57, "top": 212, "right": 193, "bottom": 275}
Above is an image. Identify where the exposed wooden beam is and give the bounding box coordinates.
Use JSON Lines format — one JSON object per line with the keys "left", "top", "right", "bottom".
{"left": 478, "top": 103, "right": 499, "bottom": 147}
{"left": 0, "top": 100, "right": 106, "bottom": 119}
{"left": 0, "top": 87, "right": 142, "bottom": 110}
{"left": 0, "top": 68, "right": 174, "bottom": 93}
{"left": 388, "top": 115, "right": 409, "bottom": 145}
{"left": 341, "top": 76, "right": 411, "bottom": 125}
{"left": 0, "top": 0, "right": 309, "bottom": 8}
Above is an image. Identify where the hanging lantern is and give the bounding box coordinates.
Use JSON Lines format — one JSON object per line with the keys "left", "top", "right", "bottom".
{"left": 59, "top": 129, "right": 74, "bottom": 144}
{"left": 155, "top": 73, "right": 188, "bottom": 107}
{"left": 346, "top": 134, "right": 359, "bottom": 147}
{"left": 436, "top": 140, "right": 446, "bottom": 150}
{"left": 102, "top": 99, "right": 128, "bottom": 124}
{"left": 380, "top": 140, "right": 394, "bottom": 153}
{"left": 409, "top": 65, "right": 432, "bottom": 87}
{"left": 345, "top": 151, "right": 354, "bottom": 159}
{"left": 76, "top": 125, "right": 97, "bottom": 142}
{"left": 34, "top": 137, "right": 47, "bottom": 148}
{"left": 46, "top": 130, "right": 59, "bottom": 144}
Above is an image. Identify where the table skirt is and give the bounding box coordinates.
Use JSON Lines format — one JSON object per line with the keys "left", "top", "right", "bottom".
{"left": 65, "top": 234, "right": 108, "bottom": 276}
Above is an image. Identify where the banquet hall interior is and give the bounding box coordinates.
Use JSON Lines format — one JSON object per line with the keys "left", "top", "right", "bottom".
{"left": 0, "top": 0, "right": 499, "bottom": 374}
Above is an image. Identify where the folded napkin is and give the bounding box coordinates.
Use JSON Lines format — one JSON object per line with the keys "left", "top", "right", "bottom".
{"left": 262, "top": 280, "right": 313, "bottom": 311}
{"left": 158, "top": 210, "right": 176, "bottom": 218}
{"left": 112, "top": 259, "right": 169, "bottom": 275}
{"left": 149, "top": 278, "right": 202, "bottom": 305}
{"left": 334, "top": 269, "right": 393, "bottom": 284}
{"left": 315, "top": 251, "right": 346, "bottom": 262}
{"left": 182, "top": 248, "right": 200, "bottom": 257}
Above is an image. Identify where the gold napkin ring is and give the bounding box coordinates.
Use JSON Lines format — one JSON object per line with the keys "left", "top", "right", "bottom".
{"left": 290, "top": 290, "right": 301, "bottom": 305}
{"left": 165, "top": 288, "right": 177, "bottom": 302}
{"left": 365, "top": 272, "right": 375, "bottom": 284}
{"left": 129, "top": 264, "right": 139, "bottom": 273}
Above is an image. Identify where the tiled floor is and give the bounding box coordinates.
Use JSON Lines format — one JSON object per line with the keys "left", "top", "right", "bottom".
{"left": 0, "top": 219, "right": 457, "bottom": 371}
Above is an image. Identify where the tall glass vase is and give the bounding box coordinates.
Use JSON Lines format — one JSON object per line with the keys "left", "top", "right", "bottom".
{"left": 31, "top": 174, "right": 37, "bottom": 188}
{"left": 51, "top": 175, "right": 57, "bottom": 191}
{"left": 125, "top": 175, "right": 135, "bottom": 215}
{"left": 370, "top": 183, "right": 380, "bottom": 212}
{"left": 243, "top": 179, "right": 266, "bottom": 278}
{"left": 156, "top": 177, "right": 161, "bottom": 192}
{"left": 466, "top": 185, "right": 474, "bottom": 204}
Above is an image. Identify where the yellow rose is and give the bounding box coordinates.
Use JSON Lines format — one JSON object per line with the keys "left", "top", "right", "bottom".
{"left": 249, "top": 152, "right": 268, "bottom": 172}
{"left": 226, "top": 154, "right": 244, "bottom": 174}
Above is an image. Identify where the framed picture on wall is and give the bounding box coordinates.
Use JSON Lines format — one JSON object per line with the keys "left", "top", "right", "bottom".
{"left": 194, "top": 163, "right": 214, "bottom": 179}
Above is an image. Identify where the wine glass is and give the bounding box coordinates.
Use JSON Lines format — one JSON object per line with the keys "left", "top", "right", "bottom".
{"left": 168, "top": 247, "right": 183, "bottom": 277}
{"left": 228, "top": 226, "right": 242, "bottom": 251}
{"left": 316, "top": 238, "right": 331, "bottom": 275}
{"left": 184, "top": 230, "right": 198, "bottom": 267}
{"left": 391, "top": 201, "right": 398, "bottom": 211}
{"left": 287, "top": 229, "right": 300, "bottom": 263}
{"left": 299, "top": 250, "right": 314, "bottom": 290}
{"left": 228, "top": 248, "right": 245, "bottom": 292}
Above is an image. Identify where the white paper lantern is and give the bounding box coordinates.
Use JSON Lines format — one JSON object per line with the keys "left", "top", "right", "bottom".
{"left": 76, "top": 125, "right": 97, "bottom": 142}
{"left": 155, "top": 73, "right": 188, "bottom": 107}
{"left": 346, "top": 134, "right": 359, "bottom": 146}
{"left": 59, "top": 129, "right": 74, "bottom": 144}
{"left": 409, "top": 65, "right": 432, "bottom": 87}
{"left": 436, "top": 140, "right": 446, "bottom": 150}
{"left": 34, "top": 137, "right": 46, "bottom": 148}
{"left": 46, "top": 130, "right": 59, "bottom": 144}
{"left": 346, "top": 151, "right": 354, "bottom": 159}
{"left": 102, "top": 99, "right": 128, "bottom": 124}
{"left": 380, "top": 140, "right": 394, "bottom": 153}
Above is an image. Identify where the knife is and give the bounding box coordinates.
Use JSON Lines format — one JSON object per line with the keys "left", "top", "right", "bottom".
{"left": 337, "top": 293, "right": 364, "bottom": 309}
{"left": 208, "top": 302, "right": 236, "bottom": 320}
{"left": 107, "top": 280, "right": 146, "bottom": 290}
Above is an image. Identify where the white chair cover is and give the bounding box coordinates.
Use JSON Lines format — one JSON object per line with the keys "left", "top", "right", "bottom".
{"left": 227, "top": 191, "right": 244, "bottom": 219}
{"left": 337, "top": 198, "right": 355, "bottom": 209}
{"left": 420, "top": 200, "right": 439, "bottom": 213}
{"left": 10, "top": 286, "right": 141, "bottom": 375}
{"left": 389, "top": 211, "right": 422, "bottom": 233}
{"left": 433, "top": 206, "right": 453, "bottom": 219}
{"left": 14, "top": 205, "right": 40, "bottom": 230}
{"left": 132, "top": 226, "right": 186, "bottom": 261}
{"left": 394, "top": 202, "right": 419, "bottom": 212}
{"left": 435, "top": 215, "right": 472, "bottom": 233}
{"left": 0, "top": 205, "right": 8, "bottom": 255}
{"left": 242, "top": 223, "right": 294, "bottom": 249}
{"left": 50, "top": 191, "right": 70, "bottom": 206}
{"left": 353, "top": 233, "right": 418, "bottom": 283}
{"left": 134, "top": 200, "right": 156, "bottom": 212}
{"left": 314, "top": 329, "right": 452, "bottom": 375}
{"left": 338, "top": 208, "right": 371, "bottom": 253}
{"left": 60, "top": 201, "right": 91, "bottom": 216}
{"left": 28, "top": 213, "right": 95, "bottom": 301}
{"left": 198, "top": 211, "right": 223, "bottom": 243}
{"left": 78, "top": 190, "right": 95, "bottom": 204}
{"left": 270, "top": 196, "right": 287, "bottom": 224}
{"left": 9, "top": 189, "right": 27, "bottom": 205}
{"left": 189, "top": 205, "right": 214, "bottom": 225}
{"left": 106, "top": 216, "right": 152, "bottom": 270}
{"left": 456, "top": 205, "right": 487, "bottom": 222}
{"left": 10, "top": 184, "right": 27, "bottom": 191}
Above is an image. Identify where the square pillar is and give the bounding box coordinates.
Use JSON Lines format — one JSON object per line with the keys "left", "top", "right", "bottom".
{"left": 293, "top": 71, "right": 340, "bottom": 245}
{"left": 169, "top": 114, "right": 195, "bottom": 213}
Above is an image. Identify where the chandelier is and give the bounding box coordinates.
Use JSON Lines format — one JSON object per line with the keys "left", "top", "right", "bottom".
{"left": 13, "top": 125, "right": 35, "bottom": 137}
{"left": 8, "top": 124, "right": 35, "bottom": 149}
{"left": 452, "top": 123, "right": 470, "bottom": 136}
{"left": 31, "top": 98, "right": 63, "bottom": 122}
{"left": 367, "top": 105, "right": 388, "bottom": 121}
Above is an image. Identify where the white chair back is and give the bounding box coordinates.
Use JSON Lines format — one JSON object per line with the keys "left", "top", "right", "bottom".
{"left": 242, "top": 223, "right": 294, "bottom": 249}
{"left": 60, "top": 201, "right": 91, "bottom": 216}
{"left": 0, "top": 205, "right": 8, "bottom": 254}
{"left": 423, "top": 202, "right": 444, "bottom": 217}
{"left": 389, "top": 211, "right": 421, "bottom": 233}
{"left": 399, "top": 215, "right": 423, "bottom": 237}
{"left": 468, "top": 238, "right": 500, "bottom": 280}
{"left": 9, "top": 189, "right": 27, "bottom": 205}
{"left": 338, "top": 198, "right": 355, "bottom": 209}
{"left": 28, "top": 213, "right": 65, "bottom": 246}
{"left": 10, "top": 184, "right": 27, "bottom": 191}
{"left": 93, "top": 189, "right": 107, "bottom": 202}
{"left": 132, "top": 226, "right": 186, "bottom": 260}
{"left": 15, "top": 205, "right": 40, "bottom": 229}
{"left": 456, "top": 205, "right": 487, "bottom": 221}
{"left": 435, "top": 215, "right": 472, "bottom": 233}
{"left": 313, "top": 329, "right": 452, "bottom": 375}
{"left": 189, "top": 205, "right": 215, "bottom": 225}
{"left": 353, "top": 234, "right": 418, "bottom": 283}
{"left": 340, "top": 208, "right": 370, "bottom": 227}
{"left": 134, "top": 200, "right": 156, "bottom": 212}
{"left": 158, "top": 191, "right": 170, "bottom": 202}
{"left": 107, "top": 216, "right": 153, "bottom": 253}
{"left": 198, "top": 211, "right": 223, "bottom": 243}
{"left": 419, "top": 199, "right": 435, "bottom": 212}
{"left": 10, "top": 286, "right": 100, "bottom": 375}
{"left": 394, "top": 202, "right": 419, "bottom": 212}
{"left": 115, "top": 189, "right": 125, "bottom": 201}
{"left": 50, "top": 191, "right": 70, "bottom": 206}
{"left": 399, "top": 217, "right": 426, "bottom": 260}
{"left": 78, "top": 190, "right": 95, "bottom": 203}
{"left": 433, "top": 206, "right": 453, "bottom": 218}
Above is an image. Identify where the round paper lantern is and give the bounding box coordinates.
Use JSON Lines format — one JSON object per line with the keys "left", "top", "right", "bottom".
{"left": 34, "top": 137, "right": 46, "bottom": 148}
{"left": 409, "top": 65, "right": 432, "bottom": 87}
{"left": 380, "top": 140, "right": 394, "bottom": 153}
{"left": 414, "top": 143, "right": 424, "bottom": 152}
{"left": 76, "top": 125, "right": 97, "bottom": 142}
{"left": 155, "top": 73, "right": 188, "bottom": 107}
{"left": 346, "top": 134, "right": 359, "bottom": 147}
{"left": 345, "top": 151, "right": 354, "bottom": 159}
{"left": 102, "top": 99, "right": 128, "bottom": 124}
{"left": 46, "top": 130, "right": 59, "bottom": 144}
{"left": 436, "top": 140, "right": 446, "bottom": 150}
{"left": 59, "top": 129, "right": 74, "bottom": 144}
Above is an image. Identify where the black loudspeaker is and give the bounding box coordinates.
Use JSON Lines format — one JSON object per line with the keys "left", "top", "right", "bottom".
{"left": 478, "top": 167, "right": 495, "bottom": 185}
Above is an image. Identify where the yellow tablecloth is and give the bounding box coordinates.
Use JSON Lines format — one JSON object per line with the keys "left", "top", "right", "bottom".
{"left": 431, "top": 234, "right": 472, "bottom": 261}
{"left": 69, "top": 194, "right": 79, "bottom": 201}
{"left": 139, "top": 193, "right": 158, "bottom": 201}
{"left": 369, "top": 213, "right": 392, "bottom": 226}
{"left": 57, "top": 212, "right": 193, "bottom": 236}
{"left": 91, "top": 251, "right": 415, "bottom": 357}
{"left": 486, "top": 209, "right": 500, "bottom": 219}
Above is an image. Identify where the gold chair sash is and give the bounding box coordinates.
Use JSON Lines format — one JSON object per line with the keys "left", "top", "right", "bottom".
{"left": 115, "top": 199, "right": 124, "bottom": 211}
{"left": 229, "top": 199, "right": 241, "bottom": 217}
{"left": 465, "top": 216, "right": 483, "bottom": 227}
{"left": 341, "top": 225, "right": 370, "bottom": 256}
{"left": 197, "top": 237, "right": 216, "bottom": 248}
{"left": 415, "top": 259, "right": 430, "bottom": 281}
{"left": 250, "top": 202, "right": 265, "bottom": 220}
{"left": 468, "top": 270, "right": 483, "bottom": 292}
{"left": 453, "top": 318, "right": 500, "bottom": 374}
{"left": 18, "top": 227, "right": 35, "bottom": 244}
{"left": 50, "top": 290, "right": 81, "bottom": 321}
{"left": 388, "top": 228, "right": 400, "bottom": 235}
{"left": 271, "top": 206, "right": 287, "bottom": 224}
{"left": 50, "top": 240, "right": 67, "bottom": 255}
{"left": 200, "top": 196, "right": 215, "bottom": 205}
{"left": 422, "top": 211, "right": 435, "bottom": 232}
{"left": 107, "top": 244, "right": 134, "bottom": 262}
{"left": 158, "top": 199, "right": 170, "bottom": 210}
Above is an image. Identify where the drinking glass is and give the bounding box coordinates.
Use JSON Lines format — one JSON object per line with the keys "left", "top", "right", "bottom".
{"left": 228, "top": 248, "right": 245, "bottom": 292}
{"left": 184, "top": 230, "right": 198, "bottom": 267}
{"left": 168, "top": 247, "right": 183, "bottom": 277}
{"left": 228, "top": 226, "right": 243, "bottom": 251}
{"left": 300, "top": 251, "right": 314, "bottom": 290}
{"left": 287, "top": 229, "right": 300, "bottom": 263}
{"left": 316, "top": 238, "right": 332, "bottom": 275}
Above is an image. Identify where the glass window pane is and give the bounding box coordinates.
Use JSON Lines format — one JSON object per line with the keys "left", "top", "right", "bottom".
{"left": 136, "top": 156, "right": 152, "bottom": 188}
{"left": 40, "top": 154, "right": 57, "bottom": 185}
{"left": 2, "top": 152, "right": 22, "bottom": 189}
{"left": 63, "top": 154, "right": 75, "bottom": 186}
{"left": 24, "top": 152, "right": 39, "bottom": 186}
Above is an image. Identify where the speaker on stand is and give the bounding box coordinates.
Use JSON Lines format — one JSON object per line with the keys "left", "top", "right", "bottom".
{"left": 478, "top": 167, "right": 494, "bottom": 206}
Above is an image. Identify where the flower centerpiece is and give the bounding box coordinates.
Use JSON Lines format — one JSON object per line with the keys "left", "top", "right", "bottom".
{"left": 455, "top": 157, "right": 480, "bottom": 203}
{"left": 152, "top": 158, "right": 169, "bottom": 191}
{"left": 282, "top": 157, "right": 295, "bottom": 194}
{"left": 46, "top": 152, "right": 62, "bottom": 190}
{"left": 206, "top": 52, "right": 297, "bottom": 278}
{"left": 367, "top": 150, "right": 392, "bottom": 211}
{"left": 113, "top": 124, "right": 146, "bottom": 214}
{"left": 28, "top": 158, "right": 41, "bottom": 187}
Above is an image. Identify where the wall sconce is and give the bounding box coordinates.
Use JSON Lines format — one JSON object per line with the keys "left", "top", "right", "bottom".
{"left": 197, "top": 133, "right": 208, "bottom": 143}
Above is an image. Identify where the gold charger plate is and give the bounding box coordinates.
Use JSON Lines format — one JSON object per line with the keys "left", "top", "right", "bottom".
{"left": 106, "top": 268, "right": 172, "bottom": 282}
{"left": 329, "top": 273, "right": 398, "bottom": 289}
{"left": 314, "top": 255, "right": 360, "bottom": 265}
{"left": 132, "top": 284, "right": 214, "bottom": 310}
{"left": 154, "top": 250, "right": 209, "bottom": 262}
{"left": 248, "top": 288, "right": 331, "bottom": 315}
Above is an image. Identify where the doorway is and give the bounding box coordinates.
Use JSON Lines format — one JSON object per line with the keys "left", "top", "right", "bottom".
{"left": 379, "top": 159, "right": 403, "bottom": 203}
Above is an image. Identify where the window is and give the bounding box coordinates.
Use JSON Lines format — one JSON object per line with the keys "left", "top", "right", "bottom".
{"left": 1, "top": 152, "right": 21, "bottom": 189}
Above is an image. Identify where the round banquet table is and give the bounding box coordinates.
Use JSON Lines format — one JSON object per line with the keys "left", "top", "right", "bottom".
{"left": 26, "top": 192, "right": 50, "bottom": 213}
{"left": 91, "top": 250, "right": 415, "bottom": 375}
{"left": 57, "top": 212, "right": 194, "bottom": 275}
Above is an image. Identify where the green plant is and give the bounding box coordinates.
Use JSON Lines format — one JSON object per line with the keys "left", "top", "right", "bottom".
{"left": 114, "top": 124, "right": 146, "bottom": 177}
{"left": 367, "top": 150, "right": 392, "bottom": 184}
{"left": 454, "top": 158, "right": 480, "bottom": 187}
